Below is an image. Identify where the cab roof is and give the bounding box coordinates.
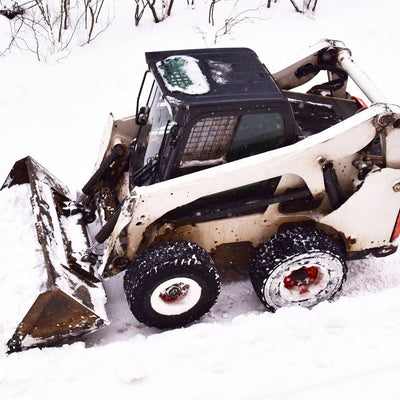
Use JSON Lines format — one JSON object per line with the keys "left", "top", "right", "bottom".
{"left": 145, "top": 47, "right": 285, "bottom": 108}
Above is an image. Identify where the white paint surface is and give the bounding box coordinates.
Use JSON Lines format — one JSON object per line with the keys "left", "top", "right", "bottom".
{"left": 1, "top": 1, "right": 400, "bottom": 399}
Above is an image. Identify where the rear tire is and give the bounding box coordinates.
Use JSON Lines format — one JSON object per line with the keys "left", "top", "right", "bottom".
{"left": 249, "top": 226, "right": 347, "bottom": 311}
{"left": 123, "top": 241, "right": 220, "bottom": 329}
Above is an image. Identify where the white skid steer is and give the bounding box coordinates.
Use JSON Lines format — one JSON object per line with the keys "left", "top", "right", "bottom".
{"left": 3, "top": 39, "right": 400, "bottom": 352}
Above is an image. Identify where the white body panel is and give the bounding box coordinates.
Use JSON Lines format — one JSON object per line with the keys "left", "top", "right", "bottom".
{"left": 102, "top": 103, "right": 400, "bottom": 268}
{"left": 94, "top": 40, "right": 400, "bottom": 275}
{"left": 320, "top": 167, "right": 400, "bottom": 249}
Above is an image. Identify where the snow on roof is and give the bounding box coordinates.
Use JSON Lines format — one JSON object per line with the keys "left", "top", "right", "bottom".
{"left": 147, "top": 48, "right": 285, "bottom": 109}
{"left": 208, "top": 59, "right": 233, "bottom": 85}
{"left": 156, "top": 55, "right": 210, "bottom": 95}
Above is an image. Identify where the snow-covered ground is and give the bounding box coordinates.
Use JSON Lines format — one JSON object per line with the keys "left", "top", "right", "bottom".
{"left": 1, "top": 1, "right": 400, "bottom": 399}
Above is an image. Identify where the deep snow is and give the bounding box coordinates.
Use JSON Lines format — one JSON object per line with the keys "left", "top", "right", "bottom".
{"left": 1, "top": 1, "right": 400, "bottom": 399}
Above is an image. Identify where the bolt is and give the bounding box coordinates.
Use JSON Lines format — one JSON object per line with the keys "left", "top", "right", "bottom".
{"left": 163, "top": 224, "right": 174, "bottom": 234}
{"left": 377, "top": 113, "right": 394, "bottom": 127}
{"left": 316, "top": 156, "right": 326, "bottom": 165}
{"left": 347, "top": 237, "right": 357, "bottom": 245}
{"left": 393, "top": 182, "right": 400, "bottom": 192}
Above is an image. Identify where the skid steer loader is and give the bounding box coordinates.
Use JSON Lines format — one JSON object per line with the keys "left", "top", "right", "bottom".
{"left": 3, "top": 39, "right": 400, "bottom": 352}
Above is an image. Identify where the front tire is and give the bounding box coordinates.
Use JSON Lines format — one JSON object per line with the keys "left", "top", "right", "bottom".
{"left": 123, "top": 241, "right": 220, "bottom": 329}
{"left": 249, "top": 226, "right": 347, "bottom": 311}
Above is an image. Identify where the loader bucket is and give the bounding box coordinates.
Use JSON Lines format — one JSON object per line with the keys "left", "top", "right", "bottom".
{"left": 2, "top": 157, "right": 108, "bottom": 353}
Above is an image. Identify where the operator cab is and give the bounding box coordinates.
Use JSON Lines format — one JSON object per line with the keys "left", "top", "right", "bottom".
{"left": 131, "top": 47, "right": 298, "bottom": 187}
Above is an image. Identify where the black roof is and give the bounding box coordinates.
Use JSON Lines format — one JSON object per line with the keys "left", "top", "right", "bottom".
{"left": 145, "top": 48, "right": 285, "bottom": 108}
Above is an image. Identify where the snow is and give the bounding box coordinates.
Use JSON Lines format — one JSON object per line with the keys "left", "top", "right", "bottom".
{"left": 157, "top": 55, "right": 210, "bottom": 95}
{"left": 1, "top": 0, "right": 400, "bottom": 399}
{"left": 208, "top": 59, "right": 233, "bottom": 85}
{"left": 0, "top": 185, "right": 47, "bottom": 351}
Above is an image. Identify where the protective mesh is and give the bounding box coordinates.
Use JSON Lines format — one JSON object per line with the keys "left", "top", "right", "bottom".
{"left": 158, "top": 58, "right": 192, "bottom": 90}
{"left": 181, "top": 116, "right": 239, "bottom": 163}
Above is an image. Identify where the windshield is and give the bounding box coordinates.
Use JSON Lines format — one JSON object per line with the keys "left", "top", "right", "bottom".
{"left": 143, "top": 83, "right": 174, "bottom": 164}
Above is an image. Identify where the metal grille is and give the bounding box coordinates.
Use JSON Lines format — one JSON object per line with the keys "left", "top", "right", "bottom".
{"left": 158, "top": 58, "right": 192, "bottom": 90}
{"left": 181, "top": 116, "right": 239, "bottom": 163}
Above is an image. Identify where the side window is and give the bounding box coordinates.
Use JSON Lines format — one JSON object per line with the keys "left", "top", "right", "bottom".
{"left": 227, "top": 113, "right": 285, "bottom": 161}
{"left": 181, "top": 116, "right": 239, "bottom": 166}
{"left": 180, "top": 112, "right": 285, "bottom": 167}
{"left": 143, "top": 87, "right": 174, "bottom": 164}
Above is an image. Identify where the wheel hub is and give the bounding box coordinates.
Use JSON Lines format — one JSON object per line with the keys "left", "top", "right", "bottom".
{"left": 159, "top": 282, "right": 190, "bottom": 302}
{"left": 283, "top": 266, "right": 319, "bottom": 294}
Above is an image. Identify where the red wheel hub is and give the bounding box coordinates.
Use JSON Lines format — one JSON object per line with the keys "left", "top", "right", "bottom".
{"left": 283, "top": 266, "right": 319, "bottom": 294}
{"left": 159, "top": 283, "right": 190, "bottom": 302}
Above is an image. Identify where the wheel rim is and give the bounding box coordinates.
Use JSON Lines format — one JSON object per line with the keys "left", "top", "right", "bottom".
{"left": 283, "top": 265, "right": 320, "bottom": 294}
{"left": 150, "top": 277, "right": 202, "bottom": 316}
{"left": 263, "top": 252, "right": 344, "bottom": 310}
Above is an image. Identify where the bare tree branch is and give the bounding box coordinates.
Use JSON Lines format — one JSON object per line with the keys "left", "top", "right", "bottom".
{"left": 2, "top": 1, "right": 113, "bottom": 59}
{"left": 289, "top": 0, "right": 302, "bottom": 13}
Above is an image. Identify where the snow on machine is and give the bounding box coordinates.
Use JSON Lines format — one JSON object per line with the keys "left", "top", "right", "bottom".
{"left": 3, "top": 39, "right": 400, "bottom": 352}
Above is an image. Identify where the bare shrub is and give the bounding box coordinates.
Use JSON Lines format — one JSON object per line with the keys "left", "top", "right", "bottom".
{"left": 210, "top": 0, "right": 318, "bottom": 44}
{"left": 289, "top": 0, "right": 318, "bottom": 13}
{"left": 211, "top": 1, "right": 270, "bottom": 45}
{"left": 0, "top": 0, "right": 114, "bottom": 60}
{"left": 134, "top": 0, "right": 175, "bottom": 26}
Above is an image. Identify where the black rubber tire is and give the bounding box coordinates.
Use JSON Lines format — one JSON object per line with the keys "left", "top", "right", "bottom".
{"left": 249, "top": 226, "right": 347, "bottom": 312}
{"left": 123, "top": 241, "right": 220, "bottom": 329}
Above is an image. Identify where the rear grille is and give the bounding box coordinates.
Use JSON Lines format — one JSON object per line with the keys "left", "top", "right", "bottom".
{"left": 289, "top": 99, "right": 342, "bottom": 135}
